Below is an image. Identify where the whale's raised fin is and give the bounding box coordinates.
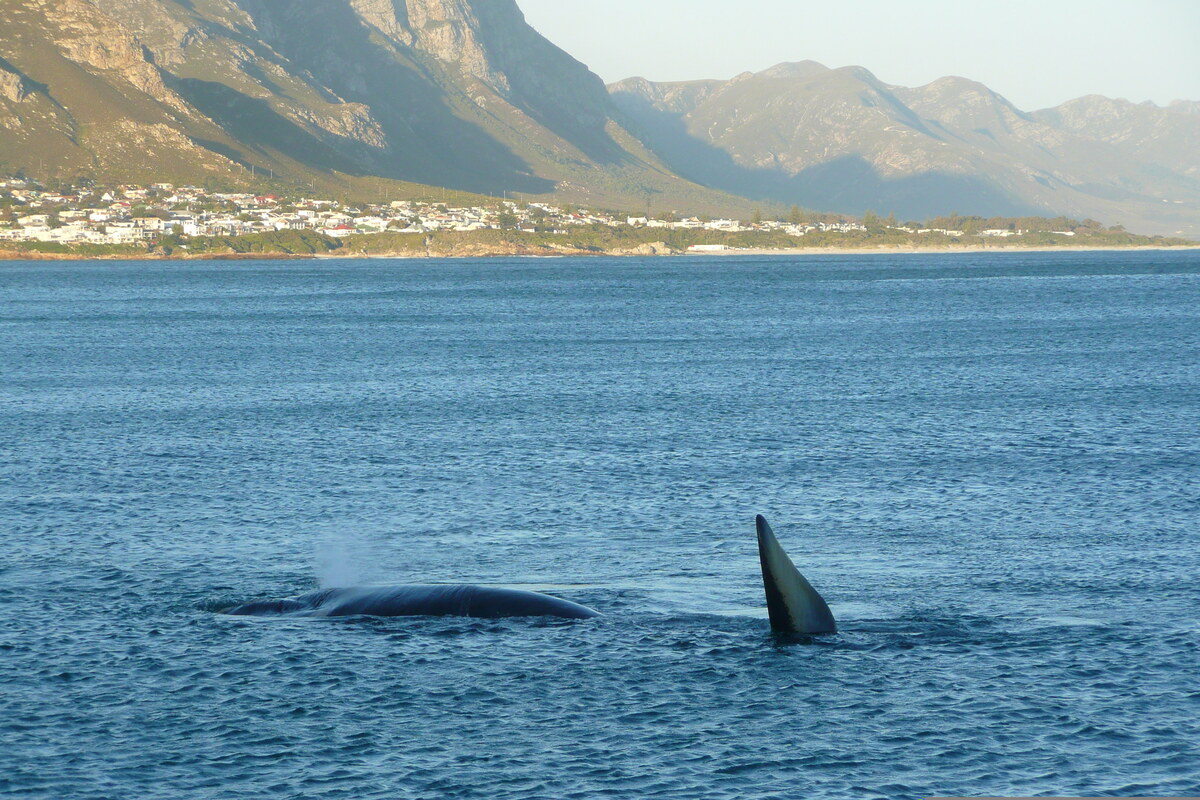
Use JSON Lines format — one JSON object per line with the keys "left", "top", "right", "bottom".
{"left": 756, "top": 515, "right": 837, "bottom": 634}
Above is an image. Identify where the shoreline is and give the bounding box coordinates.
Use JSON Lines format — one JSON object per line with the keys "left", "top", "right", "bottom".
{"left": 1, "top": 243, "right": 1198, "bottom": 262}
{"left": 690, "top": 244, "right": 1200, "bottom": 256}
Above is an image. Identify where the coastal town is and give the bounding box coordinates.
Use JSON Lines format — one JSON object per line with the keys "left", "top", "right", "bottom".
{"left": 1, "top": 177, "right": 1175, "bottom": 258}
{"left": 0, "top": 178, "right": 878, "bottom": 247}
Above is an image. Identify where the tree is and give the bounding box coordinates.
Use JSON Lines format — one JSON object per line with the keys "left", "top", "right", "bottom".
{"left": 751, "top": 208, "right": 764, "bottom": 226}
{"left": 496, "top": 210, "right": 519, "bottom": 229}
{"left": 862, "top": 210, "right": 881, "bottom": 229}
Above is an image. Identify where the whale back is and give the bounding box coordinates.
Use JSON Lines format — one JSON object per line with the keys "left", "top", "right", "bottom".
{"left": 225, "top": 585, "right": 600, "bottom": 621}
{"left": 756, "top": 515, "right": 837, "bottom": 635}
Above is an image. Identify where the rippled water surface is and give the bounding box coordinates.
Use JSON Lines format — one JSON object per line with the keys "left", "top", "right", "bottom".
{"left": 3, "top": 252, "right": 1199, "bottom": 799}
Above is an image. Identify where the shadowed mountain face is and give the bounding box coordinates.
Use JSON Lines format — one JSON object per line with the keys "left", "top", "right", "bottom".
{"left": 611, "top": 63, "right": 1200, "bottom": 236}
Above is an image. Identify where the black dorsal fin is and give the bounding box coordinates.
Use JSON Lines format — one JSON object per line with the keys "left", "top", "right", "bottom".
{"left": 757, "top": 515, "right": 837, "bottom": 634}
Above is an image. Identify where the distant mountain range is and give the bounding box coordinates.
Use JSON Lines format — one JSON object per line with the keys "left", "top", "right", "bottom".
{"left": 1, "top": 0, "right": 1196, "bottom": 237}
{"left": 611, "top": 63, "right": 1200, "bottom": 237}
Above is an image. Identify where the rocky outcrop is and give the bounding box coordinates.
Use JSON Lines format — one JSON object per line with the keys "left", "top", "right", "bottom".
{"left": 403, "top": 0, "right": 506, "bottom": 87}
{"left": 347, "top": 0, "right": 412, "bottom": 44}
{"left": 292, "top": 103, "right": 388, "bottom": 150}
{"left": 75, "top": 0, "right": 237, "bottom": 68}
{"left": 609, "top": 76, "right": 720, "bottom": 116}
{"left": 611, "top": 241, "right": 676, "bottom": 256}
{"left": 342, "top": 0, "right": 620, "bottom": 159}
{"left": 0, "top": 63, "right": 30, "bottom": 102}
{"left": 38, "top": 0, "right": 188, "bottom": 111}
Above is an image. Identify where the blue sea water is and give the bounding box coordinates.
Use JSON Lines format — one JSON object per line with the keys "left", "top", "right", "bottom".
{"left": 2, "top": 251, "right": 1199, "bottom": 800}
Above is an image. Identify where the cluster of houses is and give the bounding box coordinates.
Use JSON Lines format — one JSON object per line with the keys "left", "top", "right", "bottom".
{"left": 622, "top": 214, "right": 868, "bottom": 238}
{"left": 0, "top": 179, "right": 881, "bottom": 246}
{"left": 4, "top": 178, "right": 1079, "bottom": 248}
{"left": 978, "top": 228, "right": 1075, "bottom": 237}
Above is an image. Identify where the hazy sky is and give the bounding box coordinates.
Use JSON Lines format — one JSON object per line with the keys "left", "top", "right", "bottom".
{"left": 517, "top": 0, "right": 1200, "bottom": 111}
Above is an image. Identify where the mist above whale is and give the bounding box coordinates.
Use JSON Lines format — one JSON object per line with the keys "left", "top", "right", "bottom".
{"left": 224, "top": 516, "right": 835, "bottom": 635}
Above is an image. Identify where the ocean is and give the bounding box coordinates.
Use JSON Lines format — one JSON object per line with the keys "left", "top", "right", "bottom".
{"left": 2, "top": 251, "right": 1198, "bottom": 799}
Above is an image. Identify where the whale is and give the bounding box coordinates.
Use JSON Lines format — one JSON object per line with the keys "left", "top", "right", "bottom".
{"left": 225, "top": 515, "right": 835, "bottom": 633}
{"left": 224, "top": 584, "right": 601, "bottom": 621}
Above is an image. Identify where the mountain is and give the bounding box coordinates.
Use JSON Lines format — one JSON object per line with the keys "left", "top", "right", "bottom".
{"left": 611, "top": 62, "right": 1200, "bottom": 237}
{"left": 2, "top": 4, "right": 1197, "bottom": 235}
{"left": 1032, "top": 95, "right": 1200, "bottom": 183}
{"left": 0, "top": 0, "right": 738, "bottom": 211}
{"left": 0, "top": 0, "right": 232, "bottom": 186}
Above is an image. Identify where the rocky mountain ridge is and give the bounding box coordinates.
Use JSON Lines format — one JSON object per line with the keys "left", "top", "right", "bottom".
{"left": 611, "top": 62, "right": 1200, "bottom": 236}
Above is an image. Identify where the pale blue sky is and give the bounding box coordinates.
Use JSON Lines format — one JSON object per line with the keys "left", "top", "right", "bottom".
{"left": 517, "top": 0, "right": 1200, "bottom": 111}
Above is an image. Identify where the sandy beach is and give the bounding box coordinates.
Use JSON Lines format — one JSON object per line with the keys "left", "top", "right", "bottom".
{"left": 693, "top": 244, "right": 1200, "bottom": 257}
